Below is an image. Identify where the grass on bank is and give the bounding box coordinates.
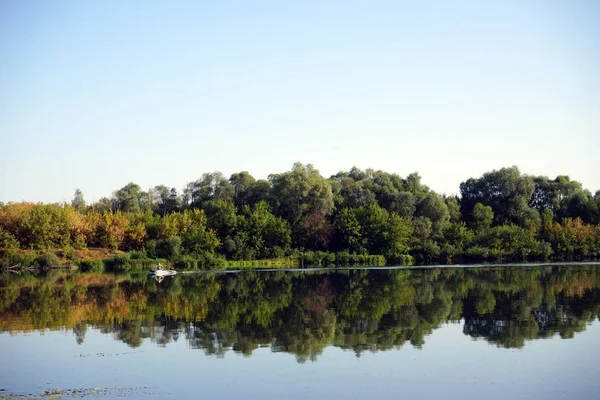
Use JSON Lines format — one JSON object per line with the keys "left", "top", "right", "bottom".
{"left": 1, "top": 247, "right": 396, "bottom": 272}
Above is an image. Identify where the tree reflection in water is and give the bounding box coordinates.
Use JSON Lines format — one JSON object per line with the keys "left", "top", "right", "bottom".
{"left": 1, "top": 265, "right": 600, "bottom": 362}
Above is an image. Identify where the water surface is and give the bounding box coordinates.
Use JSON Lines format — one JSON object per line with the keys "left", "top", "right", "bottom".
{"left": 1, "top": 264, "right": 599, "bottom": 399}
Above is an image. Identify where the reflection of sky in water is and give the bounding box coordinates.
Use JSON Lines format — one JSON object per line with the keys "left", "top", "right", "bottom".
{"left": 2, "top": 321, "right": 599, "bottom": 399}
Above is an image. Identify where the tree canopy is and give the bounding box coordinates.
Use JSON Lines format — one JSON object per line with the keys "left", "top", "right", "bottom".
{"left": 1, "top": 164, "right": 599, "bottom": 265}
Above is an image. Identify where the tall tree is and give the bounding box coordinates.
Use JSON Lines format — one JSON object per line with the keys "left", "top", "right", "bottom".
{"left": 153, "top": 185, "right": 170, "bottom": 216}
{"left": 114, "top": 183, "right": 143, "bottom": 213}
{"left": 416, "top": 192, "right": 450, "bottom": 235}
{"left": 460, "top": 166, "right": 535, "bottom": 225}
{"left": 71, "top": 189, "right": 86, "bottom": 213}
{"left": 230, "top": 171, "right": 257, "bottom": 207}
{"left": 269, "top": 163, "right": 334, "bottom": 248}
{"left": 192, "top": 172, "right": 234, "bottom": 208}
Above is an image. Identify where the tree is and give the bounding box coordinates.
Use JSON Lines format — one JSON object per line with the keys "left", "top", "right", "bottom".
{"left": 479, "top": 224, "right": 540, "bottom": 260}
{"left": 192, "top": 172, "right": 234, "bottom": 208}
{"left": 153, "top": 185, "right": 170, "bottom": 216}
{"left": 564, "top": 190, "right": 598, "bottom": 224}
{"left": 16, "top": 204, "right": 71, "bottom": 249}
{"left": 270, "top": 163, "right": 334, "bottom": 222}
{"left": 404, "top": 172, "right": 429, "bottom": 200}
{"left": 182, "top": 182, "right": 195, "bottom": 209}
{"left": 239, "top": 201, "right": 291, "bottom": 258}
{"left": 442, "top": 222, "right": 474, "bottom": 253}
{"left": 445, "top": 196, "right": 461, "bottom": 223}
{"left": 88, "top": 211, "right": 129, "bottom": 250}
{"left": 269, "top": 163, "right": 334, "bottom": 248}
{"left": 416, "top": 192, "right": 450, "bottom": 235}
{"left": 0, "top": 226, "right": 19, "bottom": 250}
{"left": 114, "top": 183, "right": 143, "bottom": 213}
{"left": 180, "top": 209, "right": 220, "bottom": 255}
{"left": 230, "top": 171, "right": 257, "bottom": 207}
{"left": 355, "top": 204, "right": 412, "bottom": 259}
{"left": 460, "top": 167, "right": 535, "bottom": 225}
{"left": 530, "top": 175, "right": 584, "bottom": 218}
{"left": 93, "top": 197, "right": 113, "bottom": 213}
{"left": 166, "top": 188, "right": 181, "bottom": 214}
{"left": 472, "top": 203, "right": 494, "bottom": 233}
{"left": 338, "top": 179, "right": 376, "bottom": 209}
{"left": 71, "top": 189, "right": 86, "bottom": 213}
{"left": 205, "top": 200, "right": 239, "bottom": 239}
{"left": 333, "top": 208, "right": 366, "bottom": 253}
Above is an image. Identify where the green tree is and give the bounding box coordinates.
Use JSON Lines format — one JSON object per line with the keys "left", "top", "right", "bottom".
{"left": 479, "top": 224, "right": 540, "bottom": 260}
{"left": 205, "top": 200, "right": 239, "bottom": 239}
{"left": 239, "top": 201, "right": 291, "bottom": 258}
{"left": 114, "top": 183, "right": 143, "bottom": 213}
{"left": 230, "top": 171, "right": 257, "bottom": 207}
{"left": 269, "top": 163, "right": 334, "bottom": 248}
{"left": 180, "top": 209, "right": 220, "bottom": 255}
{"left": 71, "top": 189, "right": 86, "bottom": 213}
{"left": 416, "top": 192, "right": 450, "bottom": 235}
{"left": 192, "top": 172, "right": 234, "bottom": 208}
{"left": 472, "top": 203, "right": 494, "bottom": 233}
{"left": 355, "top": 204, "right": 412, "bottom": 259}
{"left": 389, "top": 191, "right": 416, "bottom": 218}
{"left": 460, "top": 166, "right": 535, "bottom": 225}
{"left": 0, "top": 226, "right": 19, "bottom": 250}
{"left": 445, "top": 196, "right": 461, "bottom": 223}
{"left": 333, "top": 208, "right": 366, "bottom": 253}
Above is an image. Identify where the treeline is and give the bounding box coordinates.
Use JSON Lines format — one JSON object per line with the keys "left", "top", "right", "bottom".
{"left": 1, "top": 163, "right": 600, "bottom": 267}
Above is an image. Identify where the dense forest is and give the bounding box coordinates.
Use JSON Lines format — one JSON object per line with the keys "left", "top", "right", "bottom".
{"left": 2, "top": 266, "right": 600, "bottom": 359}
{"left": 1, "top": 163, "right": 600, "bottom": 268}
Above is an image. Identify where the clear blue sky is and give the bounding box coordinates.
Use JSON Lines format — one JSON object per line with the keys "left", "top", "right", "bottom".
{"left": 1, "top": 0, "right": 598, "bottom": 203}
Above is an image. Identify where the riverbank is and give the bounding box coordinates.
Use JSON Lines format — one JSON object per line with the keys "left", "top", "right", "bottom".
{"left": 2, "top": 247, "right": 599, "bottom": 274}
{"left": 0, "top": 247, "right": 390, "bottom": 273}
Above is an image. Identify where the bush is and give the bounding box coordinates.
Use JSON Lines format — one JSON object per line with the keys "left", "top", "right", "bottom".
{"left": 7, "top": 251, "right": 39, "bottom": 267}
{"left": 197, "top": 252, "right": 226, "bottom": 270}
{"left": 60, "top": 245, "right": 76, "bottom": 260}
{"left": 79, "top": 259, "right": 105, "bottom": 273}
{"left": 174, "top": 253, "right": 226, "bottom": 270}
{"left": 174, "top": 255, "right": 198, "bottom": 270}
{"left": 464, "top": 246, "right": 489, "bottom": 262}
{"left": 129, "top": 250, "right": 147, "bottom": 260}
{"left": 34, "top": 252, "right": 61, "bottom": 267}
{"left": 387, "top": 254, "right": 411, "bottom": 266}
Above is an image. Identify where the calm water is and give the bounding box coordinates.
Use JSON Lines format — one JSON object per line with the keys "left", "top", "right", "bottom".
{"left": 1, "top": 264, "right": 599, "bottom": 399}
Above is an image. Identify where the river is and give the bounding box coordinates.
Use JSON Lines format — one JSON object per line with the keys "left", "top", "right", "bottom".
{"left": 1, "top": 263, "right": 599, "bottom": 399}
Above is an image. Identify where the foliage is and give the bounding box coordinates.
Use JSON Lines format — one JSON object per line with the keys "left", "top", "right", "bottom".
{"left": 3, "top": 265, "right": 600, "bottom": 356}
{"left": 0, "top": 164, "right": 599, "bottom": 268}
{"left": 78, "top": 259, "right": 105, "bottom": 273}
{"left": 34, "top": 252, "right": 62, "bottom": 267}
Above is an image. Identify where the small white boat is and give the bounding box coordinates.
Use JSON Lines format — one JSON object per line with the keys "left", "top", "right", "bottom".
{"left": 149, "top": 264, "right": 177, "bottom": 277}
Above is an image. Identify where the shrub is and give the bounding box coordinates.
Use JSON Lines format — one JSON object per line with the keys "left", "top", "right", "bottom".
{"left": 464, "top": 246, "right": 489, "bottom": 262}
{"left": 174, "top": 253, "right": 226, "bottom": 270}
{"left": 34, "top": 252, "right": 61, "bottom": 267}
{"left": 197, "top": 252, "right": 226, "bottom": 270}
{"left": 129, "top": 250, "right": 147, "bottom": 260}
{"left": 78, "top": 259, "right": 105, "bottom": 273}
{"left": 174, "top": 255, "right": 198, "bottom": 270}
{"left": 60, "top": 245, "right": 76, "bottom": 260}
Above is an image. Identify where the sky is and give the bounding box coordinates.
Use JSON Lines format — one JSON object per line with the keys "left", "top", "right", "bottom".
{"left": 1, "top": 0, "right": 599, "bottom": 204}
